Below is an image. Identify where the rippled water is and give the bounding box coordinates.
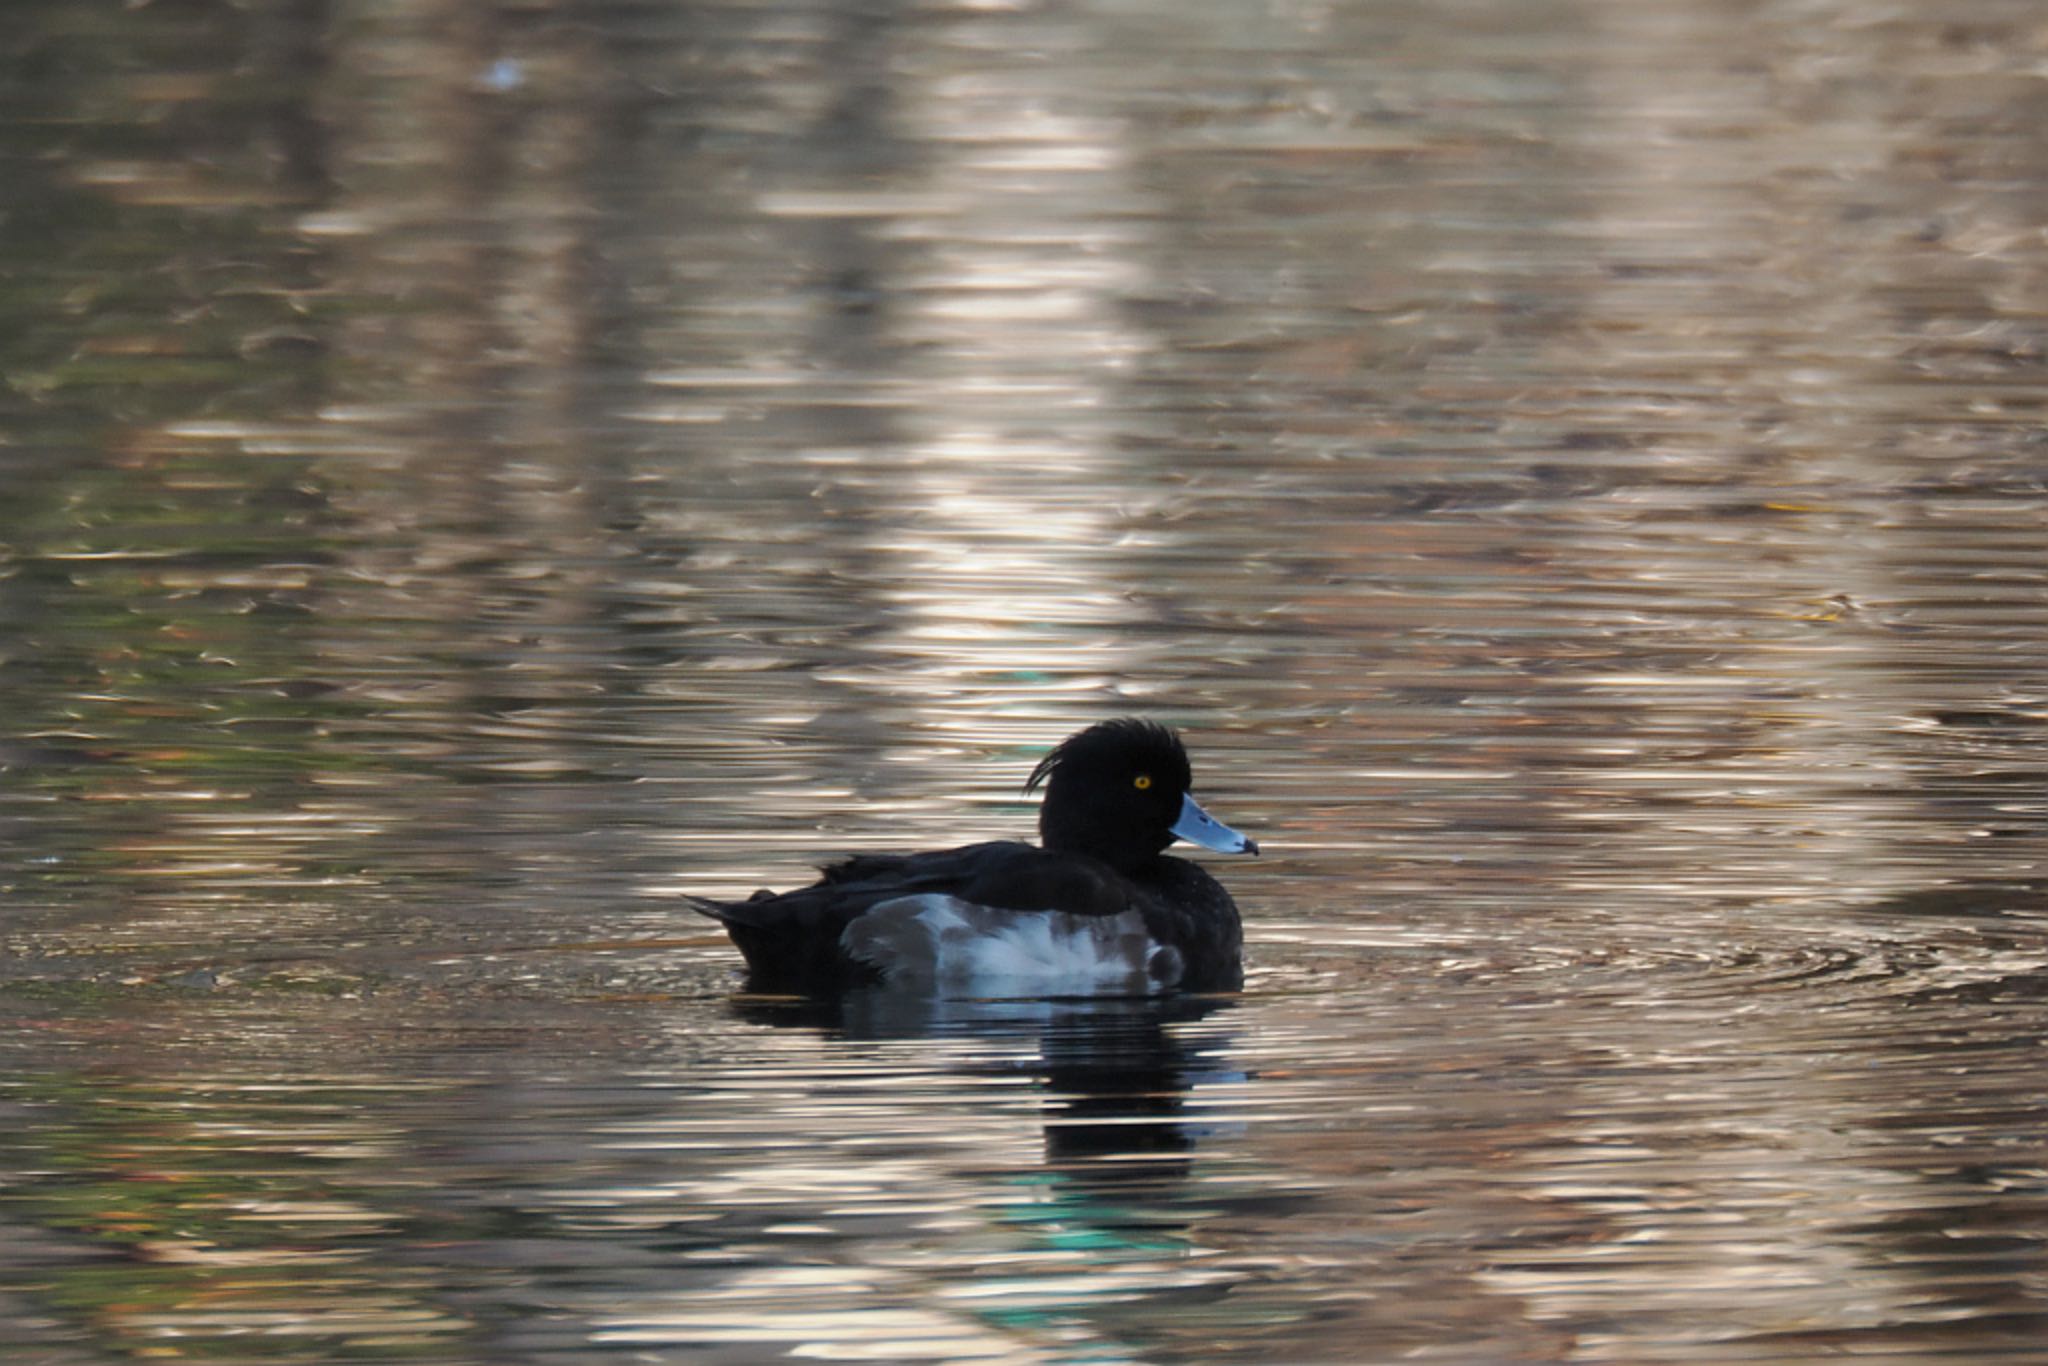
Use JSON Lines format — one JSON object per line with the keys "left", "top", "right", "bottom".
{"left": 5, "top": 0, "right": 2048, "bottom": 1360}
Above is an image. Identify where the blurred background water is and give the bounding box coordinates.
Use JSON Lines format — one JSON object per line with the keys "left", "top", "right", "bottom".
{"left": 5, "top": 0, "right": 2048, "bottom": 1361}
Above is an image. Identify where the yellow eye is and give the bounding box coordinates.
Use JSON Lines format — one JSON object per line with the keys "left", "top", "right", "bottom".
{"left": 1133, "top": 774, "right": 1153, "bottom": 790}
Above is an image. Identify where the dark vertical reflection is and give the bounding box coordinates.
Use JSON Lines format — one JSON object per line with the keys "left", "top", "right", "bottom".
{"left": 252, "top": 0, "right": 338, "bottom": 202}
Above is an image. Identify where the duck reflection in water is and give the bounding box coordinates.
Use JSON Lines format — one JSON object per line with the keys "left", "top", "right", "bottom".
{"left": 692, "top": 719, "right": 1258, "bottom": 996}
{"left": 736, "top": 990, "right": 1246, "bottom": 1203}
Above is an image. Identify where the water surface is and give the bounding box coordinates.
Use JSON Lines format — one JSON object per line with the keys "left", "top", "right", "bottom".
{"left": 4, "top": 0, "right": 2048, "bottom": 1360}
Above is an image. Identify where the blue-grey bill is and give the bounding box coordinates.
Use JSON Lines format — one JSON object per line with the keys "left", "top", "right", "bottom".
{"left": 1171, "top": 792, "right": 1259, "bottom": 856}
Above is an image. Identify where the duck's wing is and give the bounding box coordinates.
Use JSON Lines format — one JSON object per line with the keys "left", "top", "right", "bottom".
{"left": 690, "top": 842, "right": 1133, "bottom": 992}
{"left": 830, "top": 842, "right": 1130, "bottom": 917}
{"left": 691, "top": 841, "right": 1127, "bottom": 927}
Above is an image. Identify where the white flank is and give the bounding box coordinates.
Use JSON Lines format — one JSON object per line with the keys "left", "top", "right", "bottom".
{"left": 841, "top": 895, "right": 1178, "bottom": 996}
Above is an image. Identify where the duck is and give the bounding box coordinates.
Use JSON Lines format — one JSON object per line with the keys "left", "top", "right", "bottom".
{"left": 691, "top": 718, "right": 1258, "bottom": 996}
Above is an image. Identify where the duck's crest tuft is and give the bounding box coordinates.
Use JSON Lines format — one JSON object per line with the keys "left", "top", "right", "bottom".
{"left": 1025, "top": 717, "right": 1183, "bottom": 794}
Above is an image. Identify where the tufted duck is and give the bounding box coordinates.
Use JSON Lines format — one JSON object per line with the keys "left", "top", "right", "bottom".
{"left": 691, "top": 718, "right": 1257, "bottom": 996}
